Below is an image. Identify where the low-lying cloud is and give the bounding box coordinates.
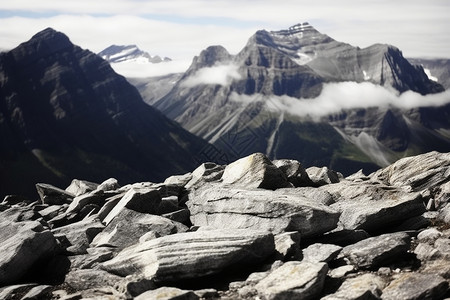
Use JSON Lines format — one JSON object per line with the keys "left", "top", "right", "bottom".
{"left": 230, "top": 81, "right": 450, "bottom": 120}
{"left": 110, "top": 59, "right": 191, "bottom": 78}
{"left": 181, "top": 64, "right": 242, "bottom": 87}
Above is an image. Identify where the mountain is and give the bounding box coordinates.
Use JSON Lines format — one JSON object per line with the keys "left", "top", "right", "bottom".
{"left": 154, "top": 22, "right": 450, "bottom": 175}
{"left": 408, "top": 57, "right": 450, "bottom": 89}
{"left": 0, "top": 28, "right": 212, "bottom": 198}
{"left": 98, "top": 44, "right": 171, "bottom": 64}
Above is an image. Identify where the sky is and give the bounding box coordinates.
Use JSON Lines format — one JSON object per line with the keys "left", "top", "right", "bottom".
{"left": 0, "top": 0, "right": 449, "bottom": 76}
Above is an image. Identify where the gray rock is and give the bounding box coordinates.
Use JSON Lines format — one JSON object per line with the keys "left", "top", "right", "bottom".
{"left": 101, "top": 229, "right": 274, "bottom": 282}
{"left": 372, "top": 151, "right": 450, "bottom": 192}
{"left": 0, "top": 221, "right": 58, "bottom": 285}
{"left": 324, "top": 181, "right": 425, "bottom": 232}
{"left": 135, "top": 287, "right": 199, "bottom": 300}
{"left": 316, "top": 229, "right": 370, "bottom": 246}
{"left": 254, "top": 261, "right": 328, "bottom": 300}
{"left": 91, "top": 208, "right": 188, "bottom": 249}
{"left": 322, "top": 273, "right": 386, "bottom": 300}
{"left": 69, "top": 247, "right": 114, "bottom": 269}
{"left": 438, "top": 203, "right": 450, "bottom": 224}
{"left": 65, "top": 179, "right": 99, "bottom": 196}
{"left": 164, "top": 173, "right": 193, "bottom": 187}
{"left": 274, "top": 231, "right": 301, "bottom": 260}
{"left": 272, "top": 159, "right": 313, "bottom": 187}
{"left": 95, "top": 178, "right": 120, "bottom": 192}
{"left": 96, "top": 192, "right": 125, "bottom": 222}
{"left": 306, "top": 166, "right": 341, "bottom": 186}
{"left": 417, "top": 228, "right": 443, "bottom": 243}
{"left": 21, "top": 285, "right": 52, "bottom": 300}
{"left": 302, "top": 243, "right": 342, "bottom": 263}
{"left": 381, "top": 273, "right": 448, "bottom": 300}
{"left": 340, "top": 232, "right": 411, "bottom": 269}
{"left": 64, "top": 269, "right": 123, "bottom": 291}
{"left": 0, "top": 284, "right": 37, "bottom": 300}
{"left": 65, "top": 193, "right": 106, "bottom": 214}
{"left": 328, "top": 265, "right": 355, "bottom": 278}
{"left": 414, "top": 243, "right": 440, "bottom": 261}
{"left": 185, "top": 162, "right": 225, "bottom": 189}
{"left": 221, "top": 153, "right": 290, "bottom": 189}
{"left": 35, "top": 183, "right": 75, "bottom": 205}
{"left": 37, "top": 205, "right": 66, "bottom": 221}
{"left": 187, "top": 185, "right": 339, "bottom": 237}
{"left": 102, "top": 187, "right": 162, "bottom": 225}
{"left": 52, "top": 216, "right": 104, "bottom": 254}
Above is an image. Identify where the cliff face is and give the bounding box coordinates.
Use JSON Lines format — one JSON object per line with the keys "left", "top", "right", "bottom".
{"left": 0, "top": 28, "right": 210, "bottom": 198}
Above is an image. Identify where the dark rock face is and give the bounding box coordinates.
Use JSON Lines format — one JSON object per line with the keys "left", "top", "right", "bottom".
{"left": 0, "top": 151, "right": 450, "bottom": 299}
{"left": 409, "top": 57, "right": 450, "bottom": 89}
{"left": 0, "top": 28, "right": 211, "bottom": 198}
{"left": 151, "top": 22, "right": 449, "bottom": 176}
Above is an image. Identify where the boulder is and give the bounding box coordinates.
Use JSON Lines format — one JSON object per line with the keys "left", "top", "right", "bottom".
{"left": 64, "top": 269, "right": 123, "bottom": 291}
{"left": 438, "top": 203, "right": 450, "bottom": 224}
{"left": 52, "top": 216, "right": 104, "bottom": 254}
{"left": 340, "top": 232, "right": 411, "bottom": 269}
{"left": 254, "top": 261, "right": 328, "bottom": 300}
{"left": 272, "top": 159, "right": 313, "bottom": 187}
{"left": 101, "top": 229, "right": 274, "bottom": 282}
{"left": 35, "top": 183, "right": 74, "bottom": 205}
{"left": 306, "top": 166, "right": 341, "bottom": 186}
{"left": 322, "top": 273, "right": 386, "bottom": 300}
{"left": 381, "top": 273, "right": 448, "bottom": 300}
{"left": 0, "top": 221, "right": 59, "bottom": 286}
{"left": 302, "top": 243, "right": 342, "bottom": 263}
{"left": 21, "top": 285, "right": 53, "bottom": 300}
{"left": 187, "top": 185, "right": 339, "bottom": 237}
{"left": 91, "top": 208, "right": 188, "bottom": 250}
{"left": 185, "top": 162, "right": 224, "bottom": 189}
{"left": 372, "top": 151, "right": 450, "bottom": 191}
{"left": 221, "top": 153, "right": 290, "bottom": 189}
{"left": 164, "top": 173, "right": 193, "bottom": 187}
{"left": 274, "top": 231, "right": 301, "bottom": 260}
{"left": 65, "top": 193, "right": 106, "bottom": 214}
{"left": 95, "top": 178, "right": 120, "bottom": 193}
{"left": 65, "top": 179, "right": 99, "bottom": 196}
{"left": 323, "top": 181, "right": 425, "bottom": 232}
{"left": 135, "top": 287, "right": 199, "bottom": 300}
{"left": 102, "top": 187, "right": 162, "bottom": 225}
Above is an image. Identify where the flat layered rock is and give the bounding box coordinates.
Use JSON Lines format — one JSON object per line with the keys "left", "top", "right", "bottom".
{"left": 340, "top": 232, "right": 411, "bottom": 269}
{"left": 0, "top": 221, "right": 58, "bottom": 285}
{"left": 221, "top": 153, "right": 290, "bottom": 189}
{"left": 135, "top": 287, "right": 199, "bottom": 300}
{"left": 187, "top": 185, "right": 339, "bottom": 237}
{"left": 381, "top": 273, "right": 448, "bottom": 300}
{"left": 302, "top": 243, "right": 342, "bottom": 263}
{"left": 322, "top": 273, "right": 386, "bottom": 300}
{"left": 323, "top": 181, "right": 424, "bottom": 232}
{"left": 102, "top": 229, "right": 274, "bottom": 282}
{"left": 254, "top": 261, "right": 328, "bottom": 300}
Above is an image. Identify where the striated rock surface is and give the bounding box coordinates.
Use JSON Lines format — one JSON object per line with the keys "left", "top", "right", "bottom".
{"left": 381, "top": 273, "right": 448, "bottom": 300}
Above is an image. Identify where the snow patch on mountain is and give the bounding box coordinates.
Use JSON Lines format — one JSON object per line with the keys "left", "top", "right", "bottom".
{"left": 423, "top": 68, "right": 439, "bottom": 82}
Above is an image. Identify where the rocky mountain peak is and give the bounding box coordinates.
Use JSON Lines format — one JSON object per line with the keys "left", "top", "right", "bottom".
{"left": 98, "top": 44, "right": 171, "bottom": 64}
{"left": 187, "top": 45, "right": 232, "bottom": 72}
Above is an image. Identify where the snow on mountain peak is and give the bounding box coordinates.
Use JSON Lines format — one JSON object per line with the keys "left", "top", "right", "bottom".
{"left": 98, "top": 45, "right": 171, "bottom": 64}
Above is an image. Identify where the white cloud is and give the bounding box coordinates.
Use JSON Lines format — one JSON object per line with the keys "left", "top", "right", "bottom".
{"left": 181, "top": 64, "right": 242, "bottom": 87}
{"left": 230, "top": 82, "right": 450, "bottom": 120}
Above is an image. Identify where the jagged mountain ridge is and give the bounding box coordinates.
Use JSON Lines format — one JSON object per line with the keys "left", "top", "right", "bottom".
{"left": 98, "top": 44, "right": 171, "bottom": 64}
{"left": 408, "top": 57, "right": 450, "bottom": 89}
{"left": 153, "top": 22, "right": 450, "bottom": 174}
{"left": 0, "top": 28, "right": 211, "bottom": 198}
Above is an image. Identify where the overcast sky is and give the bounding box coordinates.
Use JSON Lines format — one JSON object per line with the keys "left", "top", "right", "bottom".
{"left": 1, "top": 0, "right": 449, "bottom": 73}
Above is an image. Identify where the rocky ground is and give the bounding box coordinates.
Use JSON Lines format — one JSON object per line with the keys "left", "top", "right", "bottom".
{"left": 1, "top": 151, "right": 450, "bottom": 299}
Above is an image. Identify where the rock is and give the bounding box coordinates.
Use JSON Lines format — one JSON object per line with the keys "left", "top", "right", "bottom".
{"left": 372, "top": 151, "right": 450, "bottom": 192}
{"left": 0, "top": 221, "right": 59, "bottom": 286}
{"left": 162, "top": 208, "right": 191, "bottom": 225}
{"left": 322, "top": 273, "right": 386, "bottom": 300}
{"left": 91, "top": 208, "right": 188, "bottom": 250}
{"left": 65, "top": 193, "right": 106, "bottom": 215}
{"left": 187, "top": 185, "right": 339, "bottom": 237}
{"left": 96, "top": 193, "right": 125, "bottom": 222}
{"left": 102, "top": 187, "right": 162, "bottom": 225}
{"left": 340, "top": 232, "right": 411, "bottom": 269}
{"left": 329, "top": 265, "right": 355, "bottom": 278}
{"left": 254, "top": 261, "right": 328, "bottom": 300}
{"left": 274, "top": 231, "right": 301, "bottom": 260}
{"left": 306, "top": 166, "right": 341, "bottom": 186}
{"left": 272, "top": 159, "right": 313, "bottom": 187}
{"left": 381, "top": 273, "right": 448, "bottom": 300}
{"left": 324, "top": 181, "right": 425, "bottom": 232}
{"left": 438, "top": 203, "right": 450, "bottom": 224}
{"left": 302, "top": 243, "right": 342, "bottom": 263}
{"left": 164, "top": 173, "right": 193, "bottom": 187}
{"left": 0, "top": 284, "right": 37, "bottom": 300}
{"left": 221, "top": 153, "right": 290, "bottom": 189}
{"left": 194, "top": 288, "right": 219, "bottom": 299}
{"left": 64, "top": 269, "right": 123, "bottom": 291}
{"left": 37, "top": 205, "right": 66, "bottom": 221}
{"left": 315, "top": 229, "right": 370, "bottom": 246}
{"left": 117, "top": 275, "right": 156, "bottom": 298}
{"left": 69, "top": 247, "right": 114, "bottom": 270}
{"left": 417, "top": 228, "right": 443, "bottom": 243}
{"left": 95, "top": 178, "right": 120, "bottom": 193}
{"left": 101, "top": 229, "right": 274, "bottom": 282}
{"left": 185, "top": 162, "right": 225, "bottom": 189}
{"left": 35, "top": 183, "right": 75, "bottom": 205}
{"left": 21, "top": 285, "right": 53, "bottom": 299}
{"left": 135, "top": 287, "right": 199, "bottom": 300}
{"left": 52, "top": 216, "right": 104, "bottom": 254}
{"left": 65, "top": 179, "right": 99, "bottom": 196}
{"left": 414, "top": 243, "right": 440, "bottom": 261}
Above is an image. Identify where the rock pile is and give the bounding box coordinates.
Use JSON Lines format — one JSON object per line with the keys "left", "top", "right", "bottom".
{"left": 1, "top": 151, "right": 450, "bottom": 299}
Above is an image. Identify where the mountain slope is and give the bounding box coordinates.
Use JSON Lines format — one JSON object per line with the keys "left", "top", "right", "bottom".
{"left": 408, "top": 58, "right": 450, "bottom": 89}
{"left": 0, "top": 28, "right": 210, "bottom": 198}
{"left": 98, "top": 44, "right": 171, "bottom": 64}
{"left": 154, "top": 22, "right": 449, "bottom": 174}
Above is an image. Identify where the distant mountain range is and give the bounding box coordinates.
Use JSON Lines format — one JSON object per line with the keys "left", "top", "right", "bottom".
{"left": 98, "top": 44, "right": 171, "bottom": 64}
{"left": 0, "top": 28, "right": 211, "bottom": 198}
{"left": 150, "top": 22, "right": 450, "bottom": 174}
